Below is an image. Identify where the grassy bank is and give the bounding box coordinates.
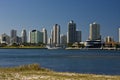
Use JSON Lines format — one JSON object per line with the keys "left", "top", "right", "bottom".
{"left": 0, "top": 64, "right": 120, "bottom": 80}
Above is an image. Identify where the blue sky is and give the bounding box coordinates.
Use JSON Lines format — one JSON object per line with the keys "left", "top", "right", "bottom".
{"left": 0, "top": 0, "right": 120, "bottom": 41}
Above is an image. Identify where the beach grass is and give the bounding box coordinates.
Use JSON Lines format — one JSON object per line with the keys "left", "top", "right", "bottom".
{"left": 0, "top": 63, "right": 120, "bottom": 80}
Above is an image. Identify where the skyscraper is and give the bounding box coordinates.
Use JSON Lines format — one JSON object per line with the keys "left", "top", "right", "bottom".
{"left": 42, "top": 28, "right": 47, "bottom": 44}
{"left": 10, "top": 29, "right": 17, "bottom": 44}
{"left": 60, "top": 34, "right": 67, "bottom": 46}
{"left": 28, "top": 31, "right": 31, "bottom": 43}
{"left": 51, "top": 30, "right": 53, "bottom": 45}
{"left": 21, "top": 29, "right": 27, "bottom": 43}
{"left": 30, "top": 30, "right": 43, "bottom": 44}
{"left": 67, "top": 20, "right": 76, "bottom": 43}
{"left": 89, "top": 22, "right": 101, "bottom": 41}
{"left": 52, "top": 24, "right": 60, "bottom": 46}
{"left": 119, "top": 28, "right": 120, "bottom": 43}
{"left": 75, "top": 31, "right": 82, "bottom": 42}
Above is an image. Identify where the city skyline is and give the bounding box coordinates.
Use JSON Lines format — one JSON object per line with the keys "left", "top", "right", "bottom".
{"left": 0, "top": 21, "right": 120, "bottom": 49}
{"left": 0, "top": 0, "right": 120, "bottom": 41}
{"left": 0, "top": 21, "right": 120, "bottom": 43}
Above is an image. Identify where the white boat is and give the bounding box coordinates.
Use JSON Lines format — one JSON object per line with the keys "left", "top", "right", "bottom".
{"left": 46, "top": 45, "right": 63, "bottom": 49}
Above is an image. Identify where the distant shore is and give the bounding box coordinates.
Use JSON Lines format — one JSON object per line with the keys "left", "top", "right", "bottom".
{"left": 65, "top": 47, "right": 120, "bottom": 50}
{"left": 0, "top": 64, "right": 120, "bottom": 80}
{"left": 0, "top": 46, "right": 120, "bottom": 50}
{"left": 0, "top": 47, "right": 47, "bottom": 49}
{"left": 0, "top": 46, "right": 47, "bottom": 49}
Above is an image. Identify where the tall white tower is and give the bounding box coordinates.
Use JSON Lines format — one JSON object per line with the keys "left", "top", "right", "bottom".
{"left": 21, "top": 29, "right": 27, "bottom": 43}
{"left": 89, "top": 22, "right": 101, "bottom": 40}
{"left": 42, "top": 28, "right": 47, "bottom": 44}
{"left": 28, "top": 31, "right": 31, "bottom": 43}
{"left": 53, "top": 24, "right": 60, "bottom": 46}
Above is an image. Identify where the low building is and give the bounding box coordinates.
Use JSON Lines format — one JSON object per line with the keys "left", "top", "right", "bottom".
{"left": 85, "top": 40, "right": 102, "bottom": 48}
{"left": 0, "top": 33, "right": 10, "bottom": 44}
{"left": 104, "top": 36, "right": 116, "bottom": 48}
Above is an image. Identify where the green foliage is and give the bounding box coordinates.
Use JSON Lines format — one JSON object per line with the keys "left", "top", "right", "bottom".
{"left": 67, "top": 43, "right": 73, "bottom": 47}
{"left": 0, "top": 43, "right": 7, "bottom": 47}
{"left": 11, "top": 43, "right": 19, "bottom": 47}
{"left": 115, "top": 44, "right": 120, "bottom": 48}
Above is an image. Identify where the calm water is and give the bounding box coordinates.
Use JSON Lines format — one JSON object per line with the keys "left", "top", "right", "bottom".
{"left": 0, "top": 49, "right": 120, "bottom": 75}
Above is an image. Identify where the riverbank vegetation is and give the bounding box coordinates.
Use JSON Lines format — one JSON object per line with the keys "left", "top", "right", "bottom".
{"left": 0, "top": 64, "right": 120, "bottom": 80}
{"left": 0, "top": 43, "right": 46, "bottom": 49}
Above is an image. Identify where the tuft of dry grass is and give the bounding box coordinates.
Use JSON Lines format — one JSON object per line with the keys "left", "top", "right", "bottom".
{"left": 0, "top": 63, "right": 50, "bottom": 72}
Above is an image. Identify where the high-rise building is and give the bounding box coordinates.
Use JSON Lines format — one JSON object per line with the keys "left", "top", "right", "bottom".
{"left": 21, "top": 29, "right": 27, "bottom": 43}
{"left": 119, "top": 28, "right": 120, "bottom": 43}
{"left": 60, "top": 34, "right": 67, "bottom": 46}
{"left": 89, "top": 22, "right": 101, "bottom": 41}
{"left": 52, "top": 24, "right": 60, "bottom": 46}
{"left": 10, "top": 29, "right": 17, "bottom": 44}
{"left": 30, "top": 30, "right": 43, "bottom": 44}
{"left": 17, "top": 36, "right": 22, "bottom": 44}
{"left": 67, "top": 20, "right": 76, "bottom": 43}
{"left": 48, "top": 38, "right": 52, "bottom": 46}
{"left": 0, "top": 33, "right": 10, "bottom": 44}
{"left": 51, "top": 29, "right": 53, "bottom": 45}
{"left": 42, "top": 28, "right": 47, "bottom": 44}
{"left": 75, "top": 31, "right": 82, "bottom": 42}
{"left": 28, "top": 31, "right": 31, "bottom": 43}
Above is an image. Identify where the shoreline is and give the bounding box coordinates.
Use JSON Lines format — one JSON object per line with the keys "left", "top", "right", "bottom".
{"left": 0, "top": 46, "right": 47, "bottom": 49}
{"left": 0, "top": 64, "right": 120, "bottom": 80}
{"left": 0, "top": 46, "right": 120, "bottom": 50}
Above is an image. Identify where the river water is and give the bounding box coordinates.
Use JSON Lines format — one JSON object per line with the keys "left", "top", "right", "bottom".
{"left": 0, "top": 49, "right": 120, "bottom": 75}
